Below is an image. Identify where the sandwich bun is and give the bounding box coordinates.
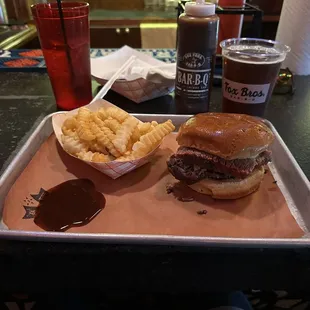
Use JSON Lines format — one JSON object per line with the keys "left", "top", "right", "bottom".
{"left": 177, "top": 113, "right": 274, "bottom": 160}
{"left": 189, "top": 167, "right": 265, "bottom": 199}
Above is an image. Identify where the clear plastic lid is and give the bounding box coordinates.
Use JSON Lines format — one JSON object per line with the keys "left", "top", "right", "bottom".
{"left": 220, "top": 38, "right": 291, "bottom": 64}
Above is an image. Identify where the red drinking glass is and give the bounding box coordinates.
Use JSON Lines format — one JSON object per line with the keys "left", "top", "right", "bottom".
{"left": 31, "top": 2, "right": 92, "bottom": 110}
{"left": 217, "top": 0, "right": 245, "bottom": 54}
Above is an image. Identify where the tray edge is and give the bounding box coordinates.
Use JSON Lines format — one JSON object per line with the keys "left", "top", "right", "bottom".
{"left": 0, "top": 112, "right": 309, "bottom": 247}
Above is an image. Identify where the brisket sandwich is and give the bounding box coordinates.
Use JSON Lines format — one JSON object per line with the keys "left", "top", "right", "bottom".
{"left": 167, "top": 113, "right": 274, "bottom": 199}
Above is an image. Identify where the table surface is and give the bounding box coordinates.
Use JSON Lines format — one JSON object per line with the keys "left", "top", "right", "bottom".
{"left": 1, "top": 64, "right": 310, "bottom": 292}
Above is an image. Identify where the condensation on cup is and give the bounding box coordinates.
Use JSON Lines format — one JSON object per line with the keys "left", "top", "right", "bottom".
{"left": 220, "top": 38, "right": 290, "bottom": 117}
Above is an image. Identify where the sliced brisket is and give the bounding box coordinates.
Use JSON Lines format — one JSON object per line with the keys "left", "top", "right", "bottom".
{"left": 167, "top": 147, "right": 271, "bottom": 184}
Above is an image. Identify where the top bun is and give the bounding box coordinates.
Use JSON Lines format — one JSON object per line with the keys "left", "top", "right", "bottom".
{"left": 177, "top": 113, "right": 274, "bottom": 159}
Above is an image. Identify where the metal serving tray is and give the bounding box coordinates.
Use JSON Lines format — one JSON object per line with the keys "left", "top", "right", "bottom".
{"left": 0, "top": 112, "right": 310, "bottom": 247}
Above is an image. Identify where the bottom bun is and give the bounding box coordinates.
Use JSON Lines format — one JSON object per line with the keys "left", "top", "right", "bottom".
{"left": 189, "top": 167, "right": 265, "bottom": 200}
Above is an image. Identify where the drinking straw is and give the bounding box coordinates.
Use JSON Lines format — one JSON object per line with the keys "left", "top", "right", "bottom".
{"left": 56, "top": 0, "right": 75, "bottom": 80}
{"left": 90, "top": 56, "right": 137, "bottom": 104}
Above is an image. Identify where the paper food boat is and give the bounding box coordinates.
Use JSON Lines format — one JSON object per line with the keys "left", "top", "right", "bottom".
{"left": 52, "top": 99, "right": 161, "bottom": 179}
{"left": 91, "top": 46, "right": 175, "bottom": 103}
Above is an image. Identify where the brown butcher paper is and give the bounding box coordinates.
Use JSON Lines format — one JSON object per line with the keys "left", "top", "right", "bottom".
{"left": 3, "top": 133, "right": 303, "bottom": 238}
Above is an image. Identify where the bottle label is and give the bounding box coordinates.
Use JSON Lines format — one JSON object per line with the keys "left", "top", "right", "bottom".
{"left": 175, "top": 52, "right": 212, "bottom": 100}
{"left": 223, "top": 78, "right": 271, "bottom": 104}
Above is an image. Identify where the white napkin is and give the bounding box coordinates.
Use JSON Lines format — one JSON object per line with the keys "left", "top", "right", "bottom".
{"left": 91, "top": 45, "right": 176, "bottom": 84}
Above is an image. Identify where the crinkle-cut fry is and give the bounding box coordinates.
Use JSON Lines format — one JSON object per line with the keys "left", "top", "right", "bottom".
{"left": 131, "top": 144, "right": 151, "bottom": 159}
{"left": 90, "top": 115, "right": 121, "bottom": 156}
{"left": 61, "top": 133, "right": 88, "bottom": 156}
{"left": 77, "top": 150, "right": 113, "bottom": 162}
{"left": 77, "top": 123, "right": 96, "bottom": 141}
{"left": 113, "top": 116, "right": 139, "bottom": 154}
{"left": 62, "top": 117, "right": 78, "bottom": 136}
{"left": 116, "top": 152, "right": 137, "bottom": 162}
{"left": 62, "top": 116, "right": 78, "bottom": 135}
{"left": 103, "top": 118, "right": 121, "bottom": 134}
{"left": 91, "top": 113, "right": 106, "bottom": 129}
{"left": 90, "top": 114, "right": 120, "bottom": 150}
{"left": 62, "top": 128, "right": 76, "bottom": 137}
{"left": 92, "top": 152, "right": 113, "bottom": 163}
{"left": 132, "top": 120, "right": 175, "bottom": 157}
{"left": 88, "top": 141, "right": 108, "bottom": 154}
{"left": 97, "top": 108, "right": 108, "bottom": 121}
{"left": 89, "top": 122, "right": 121, "bottom": 158}
{"left": 77, "top": 151, "right": 94, "bottom": 161}
{"left": 91, "top": 111, "right": 101, "bottom": 120}
{"left": 148, "top": 121, "right": 159, "bottom": 133}
{"left": 138, "top": 122, "right": 152, "bottom": 135}
{"left": 64, "top": 116, "right": 78, "bottom": 129}
{"left": 97, "top": 108, "right": 107, "bottom": 119}
{"left": 131, "top": 127, "right": 141, "bottom": 143}
{"left": 76, "top": 107, "right": 96, "bottom": 141}
{"left": 106, "top": 106, "right": 129, "bottom": 123}
{"left": 127, "top": 138, "right": 134, "bottom": 152}
{"left": 76, "top": 107, "right": 91, "bottom": 122}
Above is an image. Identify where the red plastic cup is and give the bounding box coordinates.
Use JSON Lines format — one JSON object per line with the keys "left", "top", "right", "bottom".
{"left": 217, "top": 0, "right": 245, "bottom": 54}
{"left": 31, "top": 2, "right": 92, "bottom": 110}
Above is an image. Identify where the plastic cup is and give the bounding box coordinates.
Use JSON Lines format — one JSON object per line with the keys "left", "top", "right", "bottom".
{"left": 31, "top": 2, "right": 92, "bottom": 111}
{"left": 220, "top": 38, "right": 290, "bottom": 116}
{"left": 216, "top": 0, "right": 245, "bottom": 54}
